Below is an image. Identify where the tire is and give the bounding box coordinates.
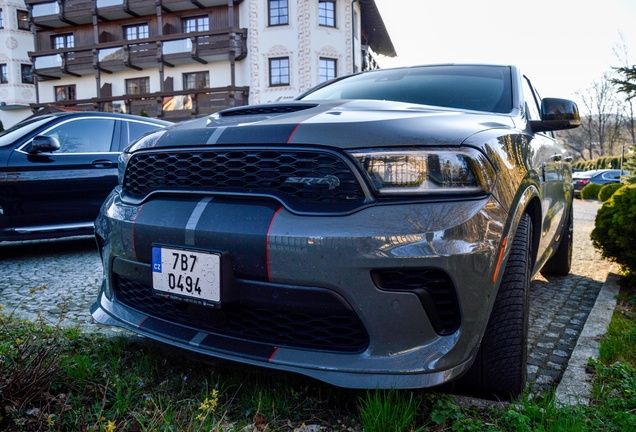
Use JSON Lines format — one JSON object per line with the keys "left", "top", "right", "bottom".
{"left": 540, "top": 203, "right": 573, "bottom": 276}
{"left": 456, "top": 213, "right": 531, "bottom": 400}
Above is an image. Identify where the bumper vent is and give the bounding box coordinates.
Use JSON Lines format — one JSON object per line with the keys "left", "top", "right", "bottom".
{"left": 115, "top": 276, "right": 369, "bottom": 353}
{"left": 123, "top": 148, "right": 366, "bottom": 213}
{"left": 372, "top": 268, "right": 461, "bottom": 335}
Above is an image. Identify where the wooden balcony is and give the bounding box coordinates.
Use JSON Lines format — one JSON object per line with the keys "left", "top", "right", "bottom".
{"left": 30, "top": 86, "right": 250, "bottom": 121}
{"left": 30, "top": 29, "right": 247, "bottom": 79}
{"left": 26, "top": 0, "right": 244, "bottom": 28}
{"left": 28, "top": 0, "right": 94, "bottom": 28}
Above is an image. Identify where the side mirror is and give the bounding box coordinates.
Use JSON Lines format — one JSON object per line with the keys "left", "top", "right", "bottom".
{"left": 25, "top": 135, "right": 61, "bottom": 154}
{"left": 530, "top": 98, "right": 581, "bottom": 132}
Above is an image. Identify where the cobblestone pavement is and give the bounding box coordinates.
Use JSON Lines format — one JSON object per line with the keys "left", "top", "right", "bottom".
{"left": 527, "top": 199, "right": 610, "bottom": 394}
{"left": 0, "top": 199, "right": 611, "bottom": 393}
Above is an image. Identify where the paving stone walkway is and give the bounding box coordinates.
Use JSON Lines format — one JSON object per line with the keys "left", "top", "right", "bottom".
{"left": 0, "top": 199, "right": 612, "bottom": 394}
{"left": 526, "top": 199, "right": 610, "bottom": 394}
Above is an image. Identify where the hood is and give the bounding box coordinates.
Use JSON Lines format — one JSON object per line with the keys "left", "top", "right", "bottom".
{"left": 145, "top": 100, "right": 516, "bottom": 151}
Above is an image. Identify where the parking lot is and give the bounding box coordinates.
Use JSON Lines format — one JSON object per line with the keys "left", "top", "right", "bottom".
{"left": 0, "top": 199, "right": 611, "bottom": 393}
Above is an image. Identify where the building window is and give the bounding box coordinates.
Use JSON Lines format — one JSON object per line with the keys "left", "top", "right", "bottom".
{"left": 52, "top": 33, "right": 74, "bottom": 49}
{"left": 124, "top": 23, "right": 149, "bottom": 40}
{"left": 21, "top": 64, "right": 33, "bottom": 84}
{"left": 126, "top": 77, "right": 150, "bottom": 95}
{"left": 0, "top": 64, "right": 7, "bottom": 83}
{"left": 319, "top": 58, "right": 337, "bottom": 83}
{"left": 0, "top": 9, "right": 4, "bottom": 29}
{"left": 183, "top": 72, "right": 209, "bottom": 90}
{"left": 318, "top": 1, "right": 335, "bottom": 27}
{"left": 182, "top": 15, "right": 209, "bottom": 33}
{"left": 17, "top": 10, "right": 29, "bottom": 30}
{"left": 269, "top": 57, "right": 290, "bottom": 86}
{"left": 268, "top": 0, "right": 288, "bottom": 26}
{"left": 55, "top": 85, "right": 76, "bottom": 101}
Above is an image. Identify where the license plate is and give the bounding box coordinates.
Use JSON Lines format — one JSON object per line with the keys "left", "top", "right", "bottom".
{"left": 152, "top": 246, "right": 221, "bottom": 304}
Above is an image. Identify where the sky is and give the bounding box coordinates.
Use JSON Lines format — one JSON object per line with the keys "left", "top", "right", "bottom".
{"left": 373, "top": 0, "right": 636, "bottom": 113}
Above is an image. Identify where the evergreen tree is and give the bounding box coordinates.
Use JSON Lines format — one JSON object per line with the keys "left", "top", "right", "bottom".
{"left": 613, "top": 66, "right": 636, "bottom": 182}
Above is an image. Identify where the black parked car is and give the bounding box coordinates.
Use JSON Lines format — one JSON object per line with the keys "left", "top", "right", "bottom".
{"left": 92, "top": 64, "right": 580, "bottom": 399}
{"left": 0, "top": 112, "right": 170, "bottom": 242}
{"left": 573, "top": 169, "right": 627, "bottom": 197}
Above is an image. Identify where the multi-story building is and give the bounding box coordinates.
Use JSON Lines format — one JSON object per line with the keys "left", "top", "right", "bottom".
{"left": 0, "top": 0, "right": 36, "bottom": 128}
{"left": 23, "top": 0, "right": 395, "bottom": 123}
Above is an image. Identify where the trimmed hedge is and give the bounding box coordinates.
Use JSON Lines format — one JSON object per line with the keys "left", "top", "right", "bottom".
{"left": 599, "top": 183, "right": 624, "bottom": 202}
{"left": 591, "top": 184, "right": 636, "bottom": 272}
{"left": 573, "top": 156, "right": 624, "bottom": 172}
{"left": 581, "top": 183, "right": 602, "bottom": 200}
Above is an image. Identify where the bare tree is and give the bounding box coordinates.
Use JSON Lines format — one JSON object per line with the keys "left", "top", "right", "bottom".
{"left": 562, "top": 73, "right": 626, "bottom": 160}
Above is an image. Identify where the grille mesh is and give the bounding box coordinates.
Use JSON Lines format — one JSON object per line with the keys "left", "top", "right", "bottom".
{"left": 123, "top": 149, "right": 366, "bottom": 212}
{"left": 115, "top": 276, "right": 369, "bottom": 352}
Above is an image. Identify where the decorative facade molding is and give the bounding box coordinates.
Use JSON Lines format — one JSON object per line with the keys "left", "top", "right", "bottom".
{"left": 296, "top": 0, "right": 311, "bottom": 94}
{"left": 344, "top": 0, "right": 353, "bottom": 74}
{"left": 248, "top": 0, "right": 261, "bottom": 104}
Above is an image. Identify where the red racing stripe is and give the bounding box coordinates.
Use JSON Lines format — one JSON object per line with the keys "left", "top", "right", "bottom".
{"left": 269, "top": 347, "right": 279, "bottom": 362}
{"left": 287, "top": 123, "right": 301, "bottom": 143}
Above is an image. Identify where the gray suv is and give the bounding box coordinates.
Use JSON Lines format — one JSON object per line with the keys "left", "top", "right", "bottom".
{"left": 91, "top": 64, "right": 580, "bottom": 399}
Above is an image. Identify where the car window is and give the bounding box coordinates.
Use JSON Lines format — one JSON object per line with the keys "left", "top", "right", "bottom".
{"left": 0, "top": 117, "right": 54, "bottom": 148}
{"left": 121, "top": 120, "right": 164, "bottom": 151}
{"left": 299, "top": 65, "right": 513, "bottom": 113}
{"left": 522, "top": 76, "right": 541, "bottom": 121}
{"left": 41, "top": 118, "right": 116, "bottom": 153}
{"left": 603, "top": 172, "right": 619, "bottom": 180}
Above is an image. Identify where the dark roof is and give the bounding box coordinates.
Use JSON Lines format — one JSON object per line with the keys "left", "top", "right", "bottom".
{"left": 359, "top": 0, "right": 397, "bottom": 58}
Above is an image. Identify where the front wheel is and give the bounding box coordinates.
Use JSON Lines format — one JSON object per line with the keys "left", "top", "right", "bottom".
{"left": 456, "top": 213, "right": 532, "bottom": 399}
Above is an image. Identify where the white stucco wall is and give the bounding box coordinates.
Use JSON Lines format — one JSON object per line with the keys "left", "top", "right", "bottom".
{"left": 0, "top": 0, "right": 36, "bottom": 127}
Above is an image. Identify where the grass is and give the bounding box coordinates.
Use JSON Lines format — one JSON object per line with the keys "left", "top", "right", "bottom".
{"left": 1, "top": 278, "right": 636, "bottom": 431}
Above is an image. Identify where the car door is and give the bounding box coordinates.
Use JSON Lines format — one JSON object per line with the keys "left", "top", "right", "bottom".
{"left": 5, "top": 116, "right": 120, "bottom": 231}
{"left": 523, "top": 76, "right": 568, "bottom": 263}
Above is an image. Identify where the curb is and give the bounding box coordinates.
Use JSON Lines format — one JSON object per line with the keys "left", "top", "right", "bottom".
{"left": 555, "top": 264, "right": 621, "bottom": 405}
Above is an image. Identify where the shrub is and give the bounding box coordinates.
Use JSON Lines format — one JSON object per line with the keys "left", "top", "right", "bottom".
{"left": 581, "top": 183, "right": 602, "bottom": 200}
{"left": 599, "top": 183, "right": 624, "bottom": 202}
{"left": 591, "top": 184, "right": 636, "bottom": 273}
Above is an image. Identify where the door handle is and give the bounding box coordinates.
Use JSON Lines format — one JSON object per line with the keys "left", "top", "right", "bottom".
{"left": 92, "top": 159, "right": 114, "bottom": 168}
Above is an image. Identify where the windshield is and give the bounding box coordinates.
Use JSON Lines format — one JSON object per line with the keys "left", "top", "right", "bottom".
{"left": 299, "top": 65, "right": 513, "bottom": 114}
{"left": 0, "top": 116, "right": 55, "bottom": 148}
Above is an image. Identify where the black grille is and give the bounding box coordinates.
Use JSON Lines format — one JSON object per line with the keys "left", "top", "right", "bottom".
{"left": 372, "top": 269, "right": 461, "bottom": 335}
{"left": 115, "top": 276, "right": 369, "bottom": 352}
{"left": 123, "top": 149, "right": 366, "bottom": 212}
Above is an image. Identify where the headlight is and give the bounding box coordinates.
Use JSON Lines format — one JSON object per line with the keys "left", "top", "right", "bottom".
{"left": 118, "top": 129, "right": 166, "bottom": 186}
{"left": 349, "top": 147, "right": 495, "bottom": 195}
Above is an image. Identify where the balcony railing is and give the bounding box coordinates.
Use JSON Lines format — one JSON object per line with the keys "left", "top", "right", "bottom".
{"left": 26, "top": 0, "right": 242, "bottom": 28}
{"left": 30, "top": 29, "right": 247, "bottom": 79}
{"left": 29, "top": 86, "right": 250, "bottom": 121}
